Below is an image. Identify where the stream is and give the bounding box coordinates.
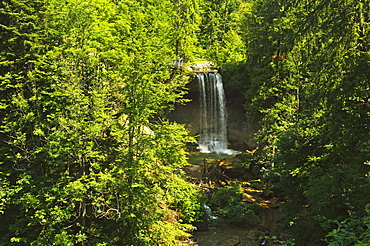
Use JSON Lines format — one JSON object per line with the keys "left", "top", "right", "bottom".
{"left": 181, "top": 153, "right": 285, "bottom": 246}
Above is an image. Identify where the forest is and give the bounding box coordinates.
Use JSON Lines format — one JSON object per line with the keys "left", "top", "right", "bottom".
{"left": 0, "top": 0, "right": 369, "bottom": 245}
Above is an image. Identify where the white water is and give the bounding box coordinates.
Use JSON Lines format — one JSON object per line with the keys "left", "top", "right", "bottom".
{"left": 197, "top": 73, "right": 234, "bottom": 154}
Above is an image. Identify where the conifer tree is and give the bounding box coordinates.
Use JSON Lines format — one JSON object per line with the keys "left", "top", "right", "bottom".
{"left": 238, "top": 0, "right": 370, "bottom": 244}
{"left": 0, "top": 0, "right": 200, "bottom": 244}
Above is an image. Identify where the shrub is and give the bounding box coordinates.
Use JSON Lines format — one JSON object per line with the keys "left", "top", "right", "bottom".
{"left": 210, "top": 184, "right": 259, "bottom": 224}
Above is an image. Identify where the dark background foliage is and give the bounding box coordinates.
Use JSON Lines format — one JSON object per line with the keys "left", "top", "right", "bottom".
{"left": 1, "top": 0, "right": 369, "bottom": 245}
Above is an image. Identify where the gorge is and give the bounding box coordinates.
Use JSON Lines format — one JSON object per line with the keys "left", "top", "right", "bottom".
{"left": 169, "top": 66, "right": 256, "bottom": 153}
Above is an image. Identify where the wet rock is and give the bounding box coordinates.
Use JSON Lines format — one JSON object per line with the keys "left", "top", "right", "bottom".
{"left": 186, "top": 142, "right": 200, "bottom": 152}
{"left": 183, "top": 164, "right": 203, "bottom": 181}
{"left": 220, "top": 163, "right": 246, "bottom": 178}
{"left": 194, "top": 220, "right": 209, "bottom": 232}
{"left": 217, "top": 235, "right": 240, "bottom": 246}
{"left": 167, "top": 79, "right": 256, "bottom": 150}
{"left": 246, "top": 229, "right": 265, "bottom": 241}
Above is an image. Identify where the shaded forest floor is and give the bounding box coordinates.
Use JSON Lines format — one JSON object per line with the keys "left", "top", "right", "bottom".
{"left": 181, "top": 153, "right": 286, "bottom": 246}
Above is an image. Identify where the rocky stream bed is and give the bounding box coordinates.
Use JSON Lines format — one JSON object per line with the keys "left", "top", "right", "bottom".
{"left": 180, "top": 153, "right": 286, "bottom": 246}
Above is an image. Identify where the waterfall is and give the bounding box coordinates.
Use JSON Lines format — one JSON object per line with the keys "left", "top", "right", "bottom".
{"left": 197, "top": 73, "right": 231, "bottom": 154}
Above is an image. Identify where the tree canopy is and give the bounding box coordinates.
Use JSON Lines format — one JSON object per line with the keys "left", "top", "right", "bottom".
{"left": 0, "top": 0, "right": 200, "bottom": 244}
{"left": 1, "top": 0, "right": 369, "bottom": 245}
{"left": 237, "top": 0, "right": 370, "bottom": 244}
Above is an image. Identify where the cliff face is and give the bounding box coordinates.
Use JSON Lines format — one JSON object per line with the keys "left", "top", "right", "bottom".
{"left": 168, "top": 76, "right": 256, "bottom": 151}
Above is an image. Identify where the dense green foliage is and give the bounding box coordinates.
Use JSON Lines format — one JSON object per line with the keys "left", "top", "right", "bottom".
{"left": 210, "top": 183, "right": 259, "bottom": 224}
{"left": 325, "top": 213, "right": 370, "bottom": 245}
{"left": 193, "top": 0, "right": 370, "bottom": 241}
{"left": 237, "top": 0, "right": 370, "bottom": 244}
{"left": 0, "top": 0, "right": 201, "bottom": 244}
{"left": 1, "top": 0, "right": 369, "bottom": 244}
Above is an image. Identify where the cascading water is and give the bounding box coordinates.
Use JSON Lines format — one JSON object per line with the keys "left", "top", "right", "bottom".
{"left": 197, "top": 73, "right": 232, "bottom": 154}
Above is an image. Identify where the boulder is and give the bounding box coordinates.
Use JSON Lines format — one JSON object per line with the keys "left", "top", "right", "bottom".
{"left": 217, "top": 235, "right": 240, "bottom": 246}
{"left": 220, "top": 162, "right": 246, "bottom": 178}
{"left": 246, "top": 229, "right": 265, "bottom": 240}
